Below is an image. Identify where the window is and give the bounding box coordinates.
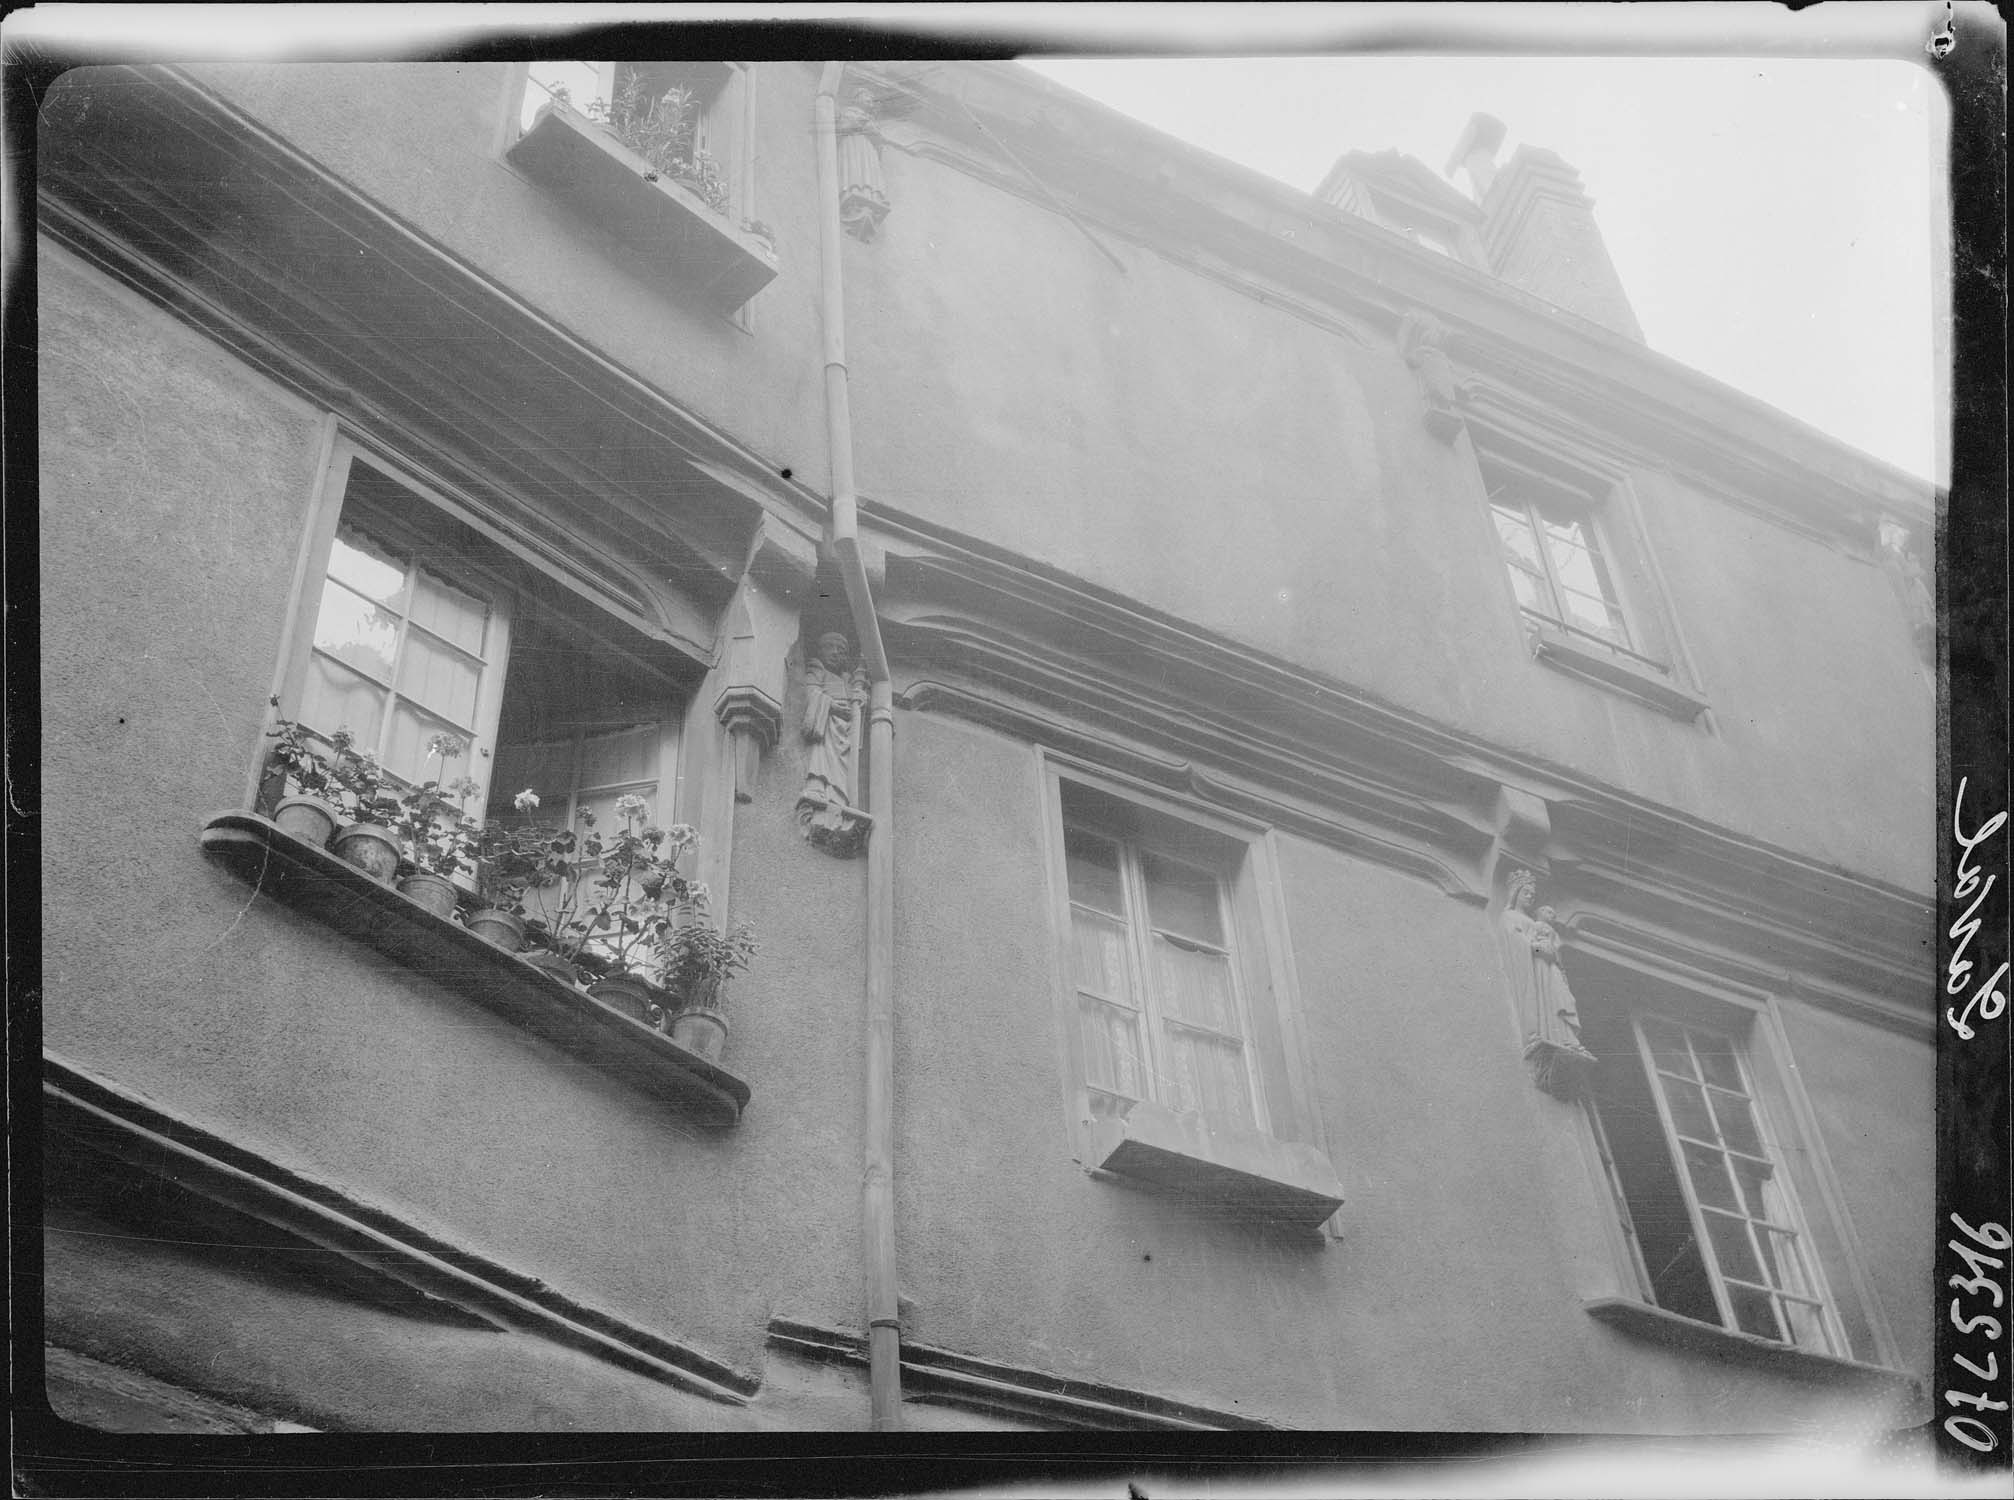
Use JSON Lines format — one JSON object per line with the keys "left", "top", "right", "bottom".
{"left": 1581, "top": 1002, "right": 1850, "bottom": 1358}
{"left": 278, "top": 446, "right": 687, "bottom": 841}
{"left": 517, "top": 60, "right": 742, "bottom": 217}
{"left": 1045, "top": 772, "right": 1344, "bottom": 1229}
{"left": 1487, "top": 466, "right": 1634, "bottom": 652}
{"left": 1065, "top": 811, "right": 1265, "bottom": 1133}
{"left": 1475, "top": 445, "right": 1708, "bottom": 718}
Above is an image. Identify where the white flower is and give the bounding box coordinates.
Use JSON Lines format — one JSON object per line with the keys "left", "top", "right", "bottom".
{"left": 426, "top": 733, "right": 466, "bottom": 762}
{"left": 513, "top": 788, "right": 541, "bottom": 813}
{"left": 614, "top": 794, "right": 651, "bottom": 821}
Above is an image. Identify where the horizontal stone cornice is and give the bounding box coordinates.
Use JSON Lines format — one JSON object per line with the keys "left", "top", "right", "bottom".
{"left": 869, "top": 504, "right": 1932, "bottom": 1016}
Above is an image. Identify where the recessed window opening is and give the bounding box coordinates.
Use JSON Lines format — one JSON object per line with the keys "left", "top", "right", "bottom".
{"left": 1578, "top": 995, "right": 1847, "bottom": 1357}
{"left": 1061, "top": 783, "right": 1268, "bottom": 1135}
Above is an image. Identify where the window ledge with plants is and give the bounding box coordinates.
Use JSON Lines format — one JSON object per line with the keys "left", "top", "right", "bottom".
{"left": 1088, "top": 1099, "right": 1346, "bottom": 1230}
{"left": 507, "top": 100, "right": 778, "bottom": 310}
{"left": 1525, "top": 618, "right": 1710, "bottom": 721}
{"left": 204, "top": 720, "right": 758, "bottom": 1126}
{"left": 1584, "top": 1298, "right": 1918, "bottom": 1400}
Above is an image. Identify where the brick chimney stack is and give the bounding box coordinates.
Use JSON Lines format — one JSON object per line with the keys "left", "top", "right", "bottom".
{"left": 1445, "top": 112, "right": 1645, "bottom": 343}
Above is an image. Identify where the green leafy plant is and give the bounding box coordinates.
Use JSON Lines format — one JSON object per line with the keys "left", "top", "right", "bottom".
{"left": 551, "top": 796, "right": 700, "bottom": 978}
{"left": 580, "top": 75, "right": 730, "bottom": 215}
{"left": 655, "top": 880, "right": 758, "bottom": 1007}
{"left": 384, "top": 734, "right": 480, "bottom": 879}
{"left": 263, "top": 712, "right": 388, "bottom": 823}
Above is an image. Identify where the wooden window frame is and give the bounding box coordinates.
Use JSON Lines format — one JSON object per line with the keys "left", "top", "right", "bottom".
{"left": 1038, "top": 753, "right": 1344, "bottom": 1229}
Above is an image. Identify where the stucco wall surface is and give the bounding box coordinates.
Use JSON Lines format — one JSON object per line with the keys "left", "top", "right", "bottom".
{"left": 877, "top": 711, "right": 1913, "bottom": 1432}
{"left": 844, "top": 142, "right": 1932, "bottom": 894}
{"left": 36, "top": 243, "right": 865, "bottom": 1382}
{"left": 175, "top": 61, "right": 832, "bottom": 495}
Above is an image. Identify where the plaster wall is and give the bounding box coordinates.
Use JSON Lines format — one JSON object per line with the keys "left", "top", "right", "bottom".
{"left": 845, "top": 143, "right": 1933, "bottom": 893}
{"left": 880, "top": 709, "right": 1917, "bottom": 1432}
{"left": 158, "top": 61, "right": 1931, "bottom": 890}
{"left": 36, "top": 241, "right": 869, "bottom": 1383}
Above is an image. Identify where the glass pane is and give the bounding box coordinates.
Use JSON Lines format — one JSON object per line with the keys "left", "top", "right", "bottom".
{"left": 578, "top": 723, "right": 660, "bottom": 790}
{"left": 408, "top": 567, "right": 490, "bottom": 657}
{"left": 488, "top": 737, "right": 574, "bottom": 817}
{"left": 1661, "top": 1077, "right": 1716, "bottom": 1143}
{"left": 1153, "top": 937, "right": 1237, "bottom": 1034}
{"left": 395, "top": 627, "right": 482, "bottom": 727}
{"left": 1757, "top": 1227, "right": 1816, "bottom": 1298}
{"left": 1704, "top": 1210, "right": 1763, "bottom": 1282}
{"left": 1492, "top": 506, "right": 1543, "bottom": 571}
{"left": 1682, "top": 1141, "right": 1739, "bottom": 1212}
{"left": 1734, "top": 1157, "right": 1779, "bottom": 1221}
{"left": 578, "top": 784, "right": 658, "bottom": 841}
{"left": 1728, "top": 1282, "right": 1784, "bottom": 1342}
{"left": 312, "top": 579, "right": 399, "bottom": 684}
{"left": 1559, "top": 587, "right": 1628, "bottom": 643}
{"left": 327, "top": 527, "right": 408, "bottom": 606}
{"left": 1063, "top": 827, "right": 1124, "bottom": 915}
{"left": 1140, "top": 852, "right": 1224, "bottom": 945}
{"left": 384, "top": 700, "right": 476, "bottom": 792}
{"left": 524, "top": 60, "right": 609, "bottom": 129}
{"left": 300, "top": 653, "right": 387, "bottom": 751}
{"left": 1507, "top": 566, "right": 1549, "bottom": 615}
{"left": 1641, "top": 1019, "right": 1694, "bottom": 1078}
{"left": 1692, "top": 1032, "right": 1744, "bottom": 1091}
{"left": 1079, "top": 997, "right": 1142, "bottom": 1100}
{"left": 1780, "top": 1297, "right": 1830, "bottom": 1352}
{"left": 1070, "top": 909, "right": 1134, "bottom": 1006}
{"left": 1708, "top": 1088, "right": 1764, "bottom": 1158}
{"left": 1162, "top": 1027, "right": 1253, "bottom": 1128}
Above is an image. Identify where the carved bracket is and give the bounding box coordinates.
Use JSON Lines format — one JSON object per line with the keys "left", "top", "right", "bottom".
{"left": 1497, "top": 867, "right": 1597, "bottom": 1101}
{"left": 838, "top": 104, "right": 891, "bottom": 242}
{"left": 715, "top": 686, "right": 782, "bottom": 804}
{"left": 1876, "top": 517, "right": 1934, "bottom": 666}
{"left": 1398, "top": 309, "right": 1467, "bottom": 443}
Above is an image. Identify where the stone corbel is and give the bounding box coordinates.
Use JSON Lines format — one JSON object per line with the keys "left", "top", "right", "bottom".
{"left": 711, "top": 581, "right": 794, "bottom": 804}
{"left": 1875, "top": 516, "right": 1935, "bottom": 665}
{"left": 837, "top": 97, "right": 891, "bottom": 242}
{"left": 1397, "top": 309, "right": 1467, "bottom": 443}
{"left": 1487, "top": 783, "right": 1553, "bottom": 889}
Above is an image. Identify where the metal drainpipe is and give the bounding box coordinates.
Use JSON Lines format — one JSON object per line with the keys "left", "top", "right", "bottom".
{"left": 816, "top": 59, "right": 902, "bottom": 1432}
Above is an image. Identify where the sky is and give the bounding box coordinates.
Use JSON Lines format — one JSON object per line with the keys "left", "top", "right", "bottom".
{"left": 1020, "top": 53, "right": 1948, "bottom": 486}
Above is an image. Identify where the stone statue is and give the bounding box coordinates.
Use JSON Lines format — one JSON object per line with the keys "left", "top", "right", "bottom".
{"left": 837, "top": 99, "right": 890, "bottom": 242}
{"left": 796, "top": 631, "right": 871, "bottom": 854}
{"left": 1397, "top": 309, "right": 1465, "bottom": 442}
{"left": 1500, "top": 869, "right": 1597, "bottom": 1098}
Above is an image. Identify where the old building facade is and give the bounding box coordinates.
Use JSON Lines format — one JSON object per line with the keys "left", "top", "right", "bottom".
{"left": 35, "top": 58, "right": 1936, "bottom": 1435}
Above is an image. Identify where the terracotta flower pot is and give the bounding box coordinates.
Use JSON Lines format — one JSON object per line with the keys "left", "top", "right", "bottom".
{"left": 332, "top": 822, "right": 401, "bottom": 884}
{"left": 467, "top": 907, "right": 527, "bottom": 953}
{"left": 587, "top": 973, "right": 663, "bottom": 1028}
{"left": 398, "top": 869, "right": 459, "bottom": 921}
{"left": 272, "top": 795, "right": 341, "bottom": 849}
{"left": 522, "top": 949, "right": 580, "bottom": 986}
{"left": 668, "top": 1007, "right": 728, "bottom": 1063}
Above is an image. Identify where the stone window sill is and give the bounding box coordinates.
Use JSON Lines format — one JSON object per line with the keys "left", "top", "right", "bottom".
{"left": 1527, "top": 621, "right": 1710, "bottom": 721}
{"left": 1088, "top": 1099, "right": 1346, "bottom": 1230}
{"left": 198, "top": 811, "right": 750, "bottom": 1126}
{"left": 506, "top": 103, "right": 778, "bottom": 310}
{"left": 1584, "top": 1298, "right": 1917, "bottom": 1400}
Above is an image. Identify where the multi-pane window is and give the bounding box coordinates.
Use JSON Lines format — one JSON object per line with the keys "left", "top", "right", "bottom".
{"left": 520, "top": 61, "right": 616, "bottom": 132}
{"left": 1063, "top": 812, "right": 1264, "bottom": 1133}
{"left": 300, "top": 522, "right": 508, "bottom": 799}
{"left": 1584, "top": 1004, "right": 1846, "bottom": 1357}
{"left": 1487, "top": 470, "right": 1633, "bottom": 650}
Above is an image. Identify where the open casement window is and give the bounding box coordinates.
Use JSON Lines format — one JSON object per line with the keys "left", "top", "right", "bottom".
{"left": 280, "top": 447, "right": 687, "bottom": 853}
{"left": 1486, "top": 465, "right": 1637, "bottom": 654}
{"left": 1047, "top": 774, "right": 1345, "bottom": 1230}
{"left": 1579, "top": 999, "right": 1856, "bottom": 1360}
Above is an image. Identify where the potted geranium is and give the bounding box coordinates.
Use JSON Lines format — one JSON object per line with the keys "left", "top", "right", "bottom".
{"left": 467, "top": 787, "right": 570, "bottom": 956}
{"left": 261, "top": 713, "right": 348, "bottom": 847}
{"left": 383, "top": 734, "right": 480, "bottom": 919}
{"left": 653, "top": 880, "right": 757, "bottom": 1063}
{"left": 326, "top": 738, "right": 403, "bottom": 884}
{"left": 575, "top": 77, "right": 732, "bottom": 216}
{"left": 551, "top": 796, "right": 698, "bottom": 1022}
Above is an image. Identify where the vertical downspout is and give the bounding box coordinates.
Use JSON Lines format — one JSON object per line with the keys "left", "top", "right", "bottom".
{"left": 815, "top": 60, "right": 902, "bottom": 1432}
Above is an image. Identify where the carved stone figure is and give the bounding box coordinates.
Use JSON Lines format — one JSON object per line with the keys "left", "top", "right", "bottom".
{"left": 1397, "top": 309, "right": 1465, "bottom": 441}
{"left": 1500, "top": 869, "right": 1597, "bottom": 1098}
{"left": 837, "top": 101, "right": 890, "bottom": 242}
{"left": 796, "top": 631, "right": 872, "bottom": 855}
